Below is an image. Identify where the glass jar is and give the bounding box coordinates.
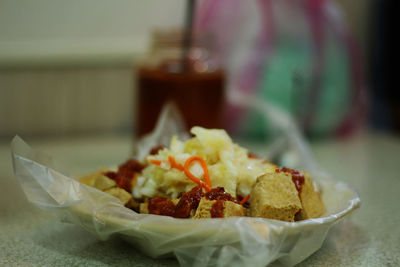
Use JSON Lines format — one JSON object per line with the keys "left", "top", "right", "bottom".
{"left": 135, "top": 29, "right": 225, "bottom": 137}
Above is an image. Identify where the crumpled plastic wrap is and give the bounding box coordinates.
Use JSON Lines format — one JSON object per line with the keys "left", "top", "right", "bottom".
{"left": 11, "top": 99, "right": 360, "bottom": 267}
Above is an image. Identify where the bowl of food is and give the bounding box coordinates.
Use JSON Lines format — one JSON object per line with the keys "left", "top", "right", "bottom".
{"left": 11, "top": 104, "right": 360, "bottom": 267}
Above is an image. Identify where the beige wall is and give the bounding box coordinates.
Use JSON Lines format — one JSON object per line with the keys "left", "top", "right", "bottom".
{"left": 0, "top": 0, "right": 185, "bottom": 137}
{"left": 0, "top": 0, "right": 185, "bottom": 65}
{"left": 0, "top": 67, "right": 134, "bottom": 137}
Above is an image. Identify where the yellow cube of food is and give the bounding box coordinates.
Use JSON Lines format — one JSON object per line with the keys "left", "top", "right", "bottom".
{"left": 193, "top": 198, "right": 246, "bottom": 219}
{"left": 78, "top": 170, "right": 116, "bottom": 191}
{"left": 250, "top": 172, "right": 302, "bottom": 222}
{"left": 295, "top": 172, "right": 326, "bottom": 220}
{"left": 104, "top": 187, "right": 133, "bottom": 206}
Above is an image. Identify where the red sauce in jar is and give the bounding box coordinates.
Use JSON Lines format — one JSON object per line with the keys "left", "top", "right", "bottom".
{"left": 136, "top": 64, "right": 225, "bottom": 137}
{"left": 148, "top": 197, "right": 176, "bottom": 216}
{"left": 173, "top": 185, "right": 204, "bottom": 218}
{"left": 276, "top": 167, "right": 305, "bottom": 196}
{"left": 210, "top": 200, "right": 225, "bottom": 218}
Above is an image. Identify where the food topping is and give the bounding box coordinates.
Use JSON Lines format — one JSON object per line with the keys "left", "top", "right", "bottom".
{"left": 149, "top": 159, "right": 162, "bottom": 166}
{"left": 238, "top": 194, "right": 250, "bottom": 206}
{"left": 210, "top": 200, "right": 225, "bottom": 218}
{"left": 205, "top": 187, "right": 236, "bottom": 202}
{"left": 183, "top": 156, "right": 212, "bottom": 191}
{"left": 104, "top": 159, "right": 145, "bottom": 193}
{"left": 194, "top": 198, "right": 246, "bottom": 219}
{"left": 119, "top": 159, "right": 146, "bottom": 175}
{"left": 168, "top": 156, "right": 184, "bottom": 171}
{"left": 139, "top": 127, "right": 277, "bottom": 199}
{"left": 173, "top": 185, "right": 204, "bottom": 218}
{"left": 79, "top": 127, "right": 325, "bottom": 222}
{"left": 149, "top": 145, "right": 165, "bottom": 155}
{"left": 148, "top": 197, "right": 176, "bottom": 216}
{"left": 247, "top": 152, "right": 259, "bottom": 159}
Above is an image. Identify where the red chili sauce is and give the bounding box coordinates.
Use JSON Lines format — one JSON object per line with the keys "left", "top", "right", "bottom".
{"left": 147, "top": 186, "right": 243, "bottom": 218}
{"left": 205, "top": 187, "right": 236, "bottom": 202}
{"left": 148, "top": 197, "right": 176, "bottom": 216}
{"left": 147, "top": 186, "right": 204, "bottom": 218}
{"left": 205, "top": 187, "right": 238, "bottom": 218}
{"left": 276, "top": 167, "right": 305, "bottom": 196}
{"left": 173, "top": 185, "right": 204, "bottom": 218}
{"left": 248, "top": 152, "right": 270, "bottom": 164}
{"left": 104, "top": 159, "right": 145, "bottom": 193}
{"left": 210, "top": 200, "right": 225, "bottom": 218}
{"left": 149, "top": 145, "right": 165, "bottom": 155}
{"left": 247, "top": 152, "right": 259, "bottom": 159}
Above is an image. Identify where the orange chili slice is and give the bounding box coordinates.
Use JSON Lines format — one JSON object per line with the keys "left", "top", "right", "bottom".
{"left": 149, "top": 159, "right": 162, "bottom": 165}
{"left": 168, "top": 156, "right": 184, "bottom": 171}
{"left": 150, "top": 155, "right": 212, "bottom": 192}
{"left": 184, "top": 156, "right": 212, "bottom": 192}
{"left": 239, "top": 194, "right": 250, "bottom": 205}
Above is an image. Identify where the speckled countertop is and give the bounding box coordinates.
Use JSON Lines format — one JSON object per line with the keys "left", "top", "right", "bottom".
{"left": 1, "top": 132, "right": 399, "bottom": 266}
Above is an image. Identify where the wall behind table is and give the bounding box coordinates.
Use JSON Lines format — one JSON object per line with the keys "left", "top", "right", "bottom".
{"left": 0, "top": 0, "right": 184, "bottom": 137}
{"left": 0, "top": 67, "right": 134, "bottom": 137}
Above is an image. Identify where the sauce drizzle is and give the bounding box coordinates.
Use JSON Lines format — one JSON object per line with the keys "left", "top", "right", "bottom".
{"left": 104, "top": 159, "right": 145, "bottom": 193}
{"left": 210, "top": 200, "right": 225, "bottom": 218}
{"left": 149, "top": 145, "right": 165, "bottom": 155}
{"left": 205, "top": 187, "right": 236, "bottom": 202}
{"left": 148, "top": 197, "right": 176, "bottom": 216}
{"left": 173, "top": 185, "right": 204, "bottom": 218}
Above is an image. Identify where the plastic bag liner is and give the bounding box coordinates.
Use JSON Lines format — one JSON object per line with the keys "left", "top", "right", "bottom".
{"left": 11, "top": 99, "right": 360, "bottom": 267}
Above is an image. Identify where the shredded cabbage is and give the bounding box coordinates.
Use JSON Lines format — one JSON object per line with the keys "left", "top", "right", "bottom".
{"left": 136, "top": 127, "right": 277, "bottom": 199}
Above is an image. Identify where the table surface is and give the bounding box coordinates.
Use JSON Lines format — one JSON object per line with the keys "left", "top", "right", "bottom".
{"left": 1, "top": 132, "right": 399, "bottom": 266}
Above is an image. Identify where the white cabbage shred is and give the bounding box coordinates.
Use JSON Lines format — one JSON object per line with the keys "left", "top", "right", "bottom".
{"left": 136, "top": 127, "right": 277, "bottom": 199}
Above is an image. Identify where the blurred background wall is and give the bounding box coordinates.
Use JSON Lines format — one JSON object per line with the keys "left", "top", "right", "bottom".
{"left": 0, "top": 0, "right": 185, "bottom": 137}
{"left": 0, "top": 0, "right": 396, "bottom": 139}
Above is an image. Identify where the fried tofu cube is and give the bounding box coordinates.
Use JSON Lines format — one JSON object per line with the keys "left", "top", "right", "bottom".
{"left": 79, "top": 170, "right": 116, "bottom": 191}
{"left": 193, "top": 198, "right": 213, "bottom": 218}
{"left": 94, "top": 175, "right": 117, "bottom": 191}
{"left": 193, "top": 198, "right": 246, "bottom": 219}
{"left": 140, "top": 202, "right": 149, "bottom": 214}
{"left": 295, "top": 172, "right": 326, "bottom": 220}
{"left": 250, "top": 172, "right": 302, "bottom": 222}
{"left": 104, "top": 187, "right": 133, "bottom": 206}
{"left": 222, "top": 201, "right": 247, "bottom": 217}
